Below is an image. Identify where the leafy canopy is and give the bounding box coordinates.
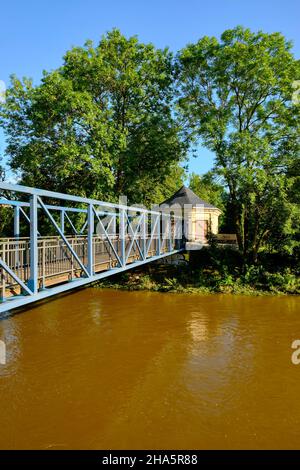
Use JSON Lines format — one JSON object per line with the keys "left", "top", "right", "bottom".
{"left": 1, "top": 29, "right": 187, "bottom": 204}
{"left": 178, "top": 26, "right": 300, "bottom": 259}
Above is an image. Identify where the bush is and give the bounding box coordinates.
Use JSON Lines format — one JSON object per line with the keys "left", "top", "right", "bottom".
{"left": 264, "top": 270, "right": 300, "bottom": 294}
{"left": 97, "top": 248, "right": 300, "bottom": 296}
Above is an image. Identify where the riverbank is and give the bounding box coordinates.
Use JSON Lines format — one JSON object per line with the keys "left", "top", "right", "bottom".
{"left": 97, "top": 248, "right": 300, "bottom": 296}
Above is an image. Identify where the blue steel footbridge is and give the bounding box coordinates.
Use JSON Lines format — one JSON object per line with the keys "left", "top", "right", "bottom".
{"left": 0, "top": 183, "right": 184, "bottom": 314}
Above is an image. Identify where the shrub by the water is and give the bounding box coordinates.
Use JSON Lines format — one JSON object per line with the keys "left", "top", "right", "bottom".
{"left": 97, "top": 247, "right": 300, "bottom": 296}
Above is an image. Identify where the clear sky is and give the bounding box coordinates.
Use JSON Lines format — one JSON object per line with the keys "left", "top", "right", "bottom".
{"left": 1, "top": 0, "right": 299, "bottom": 179}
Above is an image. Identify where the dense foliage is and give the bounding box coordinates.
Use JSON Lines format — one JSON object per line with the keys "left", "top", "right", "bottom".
{"left": 177, "top": 26, "right": 300, "bottom": 261}
{"left": 1, "top": 26, "right": 300, "bottom": 270}
{"left": 100, "top": 247, "right": 300, "bottom": 295}
{"left": 0, "top": 30, "right": 186, "bottom": 205}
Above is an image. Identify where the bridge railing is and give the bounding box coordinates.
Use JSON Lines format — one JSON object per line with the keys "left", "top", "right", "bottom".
{"left": 0, "top": 234, "right": 169, "bottom": 294}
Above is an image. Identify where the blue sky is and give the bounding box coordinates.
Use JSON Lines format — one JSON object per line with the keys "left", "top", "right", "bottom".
{"left": 1, "top": 0, "right": 299, "bottom": 179}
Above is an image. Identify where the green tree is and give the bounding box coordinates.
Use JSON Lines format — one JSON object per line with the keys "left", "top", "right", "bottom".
{"left": 189, "top": 171, "right": 226, "bottom": 210}
{"left": 178, "top": 27, "right": 300, "bottom": 261}
{"left": 0, "top": 165, "right": 13, "bottom": 236}
{"left": 1, "top": 30, "right": 186, "bottom": 205}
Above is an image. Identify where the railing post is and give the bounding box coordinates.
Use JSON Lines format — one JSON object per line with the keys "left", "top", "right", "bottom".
{"left": 0, "top": 244, "right": 6, "bottom": 301}
{"left": 42, "top": 239, "right": 46, "bottom": 288}
{"left": 175, "top": 218, "right": 179, "bottom": 250}
{"left": 60, "top": 210, "right": 65, "bottom": 234}
{"left": 169, "top": 214, "right": 172, "bottom": 252}
{"left": 0, "top": 268, "right": 5, "bottom": 302}
{"left": 14, "top": 206, "right": 20, "bottom": 238}
{"left": 28, "top": 194, "right": 38, "bottom": 294}
{"left": 120, "top": 208, "right": 126, "bottom": 266}
{"left": 14, "top": 206, "right": 20, "bottom": 268}
{"left": 71, "top": 238, "right": 74, "bottom": 279}
{"left": 156, "top": 212, "right": 161, "bottom": 256}
{"left": 142, "top": 213, "right": 147, "bottom": 259}
{"left": 87, "top": 203, "right": 94, "bottom": 276}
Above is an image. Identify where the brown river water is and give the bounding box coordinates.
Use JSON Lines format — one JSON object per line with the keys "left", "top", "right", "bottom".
{"left": 0, "top": 288, "right": 300, "bottom": 449}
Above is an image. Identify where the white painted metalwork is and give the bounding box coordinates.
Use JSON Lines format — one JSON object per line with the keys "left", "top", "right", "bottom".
{"left": 0, "top": 183, "right": 184, "bottom": 314}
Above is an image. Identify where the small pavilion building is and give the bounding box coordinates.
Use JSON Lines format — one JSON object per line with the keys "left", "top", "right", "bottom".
{"left": 159, "top": 185, "right": 222, "bottom": 248}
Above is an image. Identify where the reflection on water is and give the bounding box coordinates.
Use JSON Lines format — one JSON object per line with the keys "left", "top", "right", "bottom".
{"left": 0, "top": 289, "right": 300, "bottom": 449}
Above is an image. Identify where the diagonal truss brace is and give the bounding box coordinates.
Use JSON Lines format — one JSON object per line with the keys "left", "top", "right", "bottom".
{"left": 37, "top": 197, "right": 90, "bottom": 277}
{"left": 125, "top": 212, "right": 145, "bottom": 264}
{"left": 160, "top": 215, "right": 171, "bottom": 251}
{"left": 0, "top": 258, "right": 33, "bottom": 296}
{"left": 19, "top": 207, "right": 41, "bottom": 237}
{"left": 64, "top": 212, "right": 78, "bottom": 235}
{"left": 145, "top": 214, "right": 159, "bottom": 258}
{"left": 93, "top": 207, "right": 122, "bottom": 268}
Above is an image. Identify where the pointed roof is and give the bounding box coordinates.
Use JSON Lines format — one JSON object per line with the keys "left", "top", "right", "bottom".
{"left": 159, "top": 185, "right": 220, "bottom": 210}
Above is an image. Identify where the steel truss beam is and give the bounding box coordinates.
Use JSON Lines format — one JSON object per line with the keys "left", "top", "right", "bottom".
{"left": 0, "top": 183, "right": 183, "bottom": 314}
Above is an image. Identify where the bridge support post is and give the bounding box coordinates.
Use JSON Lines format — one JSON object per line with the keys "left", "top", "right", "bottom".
{"left": 156, "top": 213, "right": 161, "bottom": 256}
{"left": 60, "top": 210, "right": 65, "bottom": 234}
{"left": 14, "top": 206, "right": 20, "bottom": 238}
{"left": 142, "top": 213, "right": 147, "bottom": 259}
{"left": 14, "top": 206, "right": 20, "bottom": 268}
{"left": 28, "top": 194, "right": 38, "bottom": 294}
{"left": 169, "top": 214, "right": 172, "bottom": 252}
{"left": 87, "top": 204, "right": 94, "bottom": 276}
{"left": 120, "top": 208, "right": 126, "bottom": 266}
